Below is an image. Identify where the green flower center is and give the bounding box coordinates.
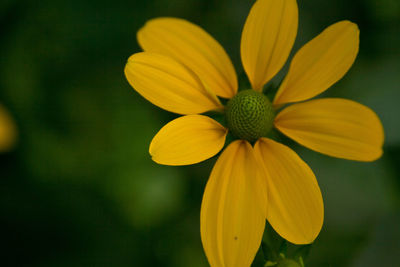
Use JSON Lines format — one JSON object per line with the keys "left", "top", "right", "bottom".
{"left": 225, "top": 89, "right": 275, "bottom": 142}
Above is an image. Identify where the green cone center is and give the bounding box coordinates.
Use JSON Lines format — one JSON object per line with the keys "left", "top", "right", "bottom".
{"left": 225, "top": 89, "right": 274, "bottom": 142}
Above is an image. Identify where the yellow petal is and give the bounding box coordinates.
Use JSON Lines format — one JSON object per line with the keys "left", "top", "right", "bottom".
{"left": 124, "top": 52, "right": 222, "bottom": 115}
{"left": 0, "top": 104, "right": 17, "bottom": 152}
{"left": 149, "top": 115, "right": 227, "bottom": 166}
{"left": 275, "top": 98, "right": 384, "bottom": 161}
{"left": 201, "top": 140, "right": 266, "bottom": 267}
{"left": 241, "top": 0, "right": 298, "bottom": 91}
{"left": 137, "top": 18, "right": 237, "bottom": 98}
{"left": 254, "top": 138, "right": 323, "bottom": 244}
{"left": 274, "top": 21, "right": 359, "bottom": 105}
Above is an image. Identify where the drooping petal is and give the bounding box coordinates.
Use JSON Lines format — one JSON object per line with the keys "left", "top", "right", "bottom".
{"left": 0, "top": 104, "right": 17, "bottom": 152}
{"left": 137, "top": 18, "right": 238, "bottom": 98}
{"left": 149, "top": 115, "right": 228, "bottom": 166}
{"left": 201, "top": 140, "right": 266, "bottom": 267}
{"left": 274, "top": 21, "right": 359, "bottom": 105}
{"left": 241, "top": 0, "right": 298, "bottom": 91}
{"left": 254, "top": 138, "right": 323, "bottom": 244}
{"left": 275, "top": 98, "right": 384, "bottom": 161}
{"left": 124, "top": 52, "right": 222, "bottom": 115}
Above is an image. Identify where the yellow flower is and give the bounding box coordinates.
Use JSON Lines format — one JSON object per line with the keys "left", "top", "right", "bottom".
{"left": 124, "top": 0, "right": 384, "bottom": 266}
{"left": 0, "top": 104, "right": 17, "bottom": 152}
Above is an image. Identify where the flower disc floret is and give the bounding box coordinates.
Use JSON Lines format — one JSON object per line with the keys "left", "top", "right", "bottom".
{"left": 225, "top": 90, "right": 275, "bottom": 142}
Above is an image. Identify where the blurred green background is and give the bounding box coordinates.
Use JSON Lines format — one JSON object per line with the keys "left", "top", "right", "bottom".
{"left": 1, "top": 0, "right": 399, "bottom": 266}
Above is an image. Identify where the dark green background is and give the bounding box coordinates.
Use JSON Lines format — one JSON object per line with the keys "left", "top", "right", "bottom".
{"left": 1, "top": 0, "right": 399, "bottom": 266}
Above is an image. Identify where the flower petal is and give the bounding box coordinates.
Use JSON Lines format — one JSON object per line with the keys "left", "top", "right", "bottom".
{"left": 275, "top": 98, "right": 384, "bottom": 161}
{"left": 124, "top": 52, "right": 222, "bottom": 115}
{"left": 241, "top": 0, "right": 298, "bottom": 91}
{"left": 0, "top": 104, "right": 17, "bottom": 152}
{"left": 254, "top": 138, "right": 323, "bottom": 244}
{"left": 149, "top": 115, "right": 227, "bottom": 166}
{"left": 201, "top": 140, "right": 266, "bottom": 267}
{"left": 274, "top": 21, "right": 359, "bottom": 105}
{"left": 137, "top": 18, "right": 237, "bottom": 98}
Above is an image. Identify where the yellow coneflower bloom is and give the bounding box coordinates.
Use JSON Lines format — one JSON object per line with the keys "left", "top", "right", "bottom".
{"left": 0, "top": 104, "right": 17, "bottom": 152}
{"left": 124, "top": 0, "right": 384, "bottom": 266}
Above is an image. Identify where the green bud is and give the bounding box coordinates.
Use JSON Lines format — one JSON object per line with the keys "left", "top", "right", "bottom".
{"left": 225, "top": 89, "right": 274, "bottom": 142}
{"left": 276, "top": 259, "right": 301, "bottom": 267}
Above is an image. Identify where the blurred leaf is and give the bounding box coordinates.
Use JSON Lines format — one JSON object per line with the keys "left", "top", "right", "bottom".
{"left": 351, "top": 211, "right": 400, "bottom": 267}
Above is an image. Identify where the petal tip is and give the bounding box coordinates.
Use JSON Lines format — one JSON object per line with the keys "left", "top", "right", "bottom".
{"left": 273, "top": 20, "right": 361, "bottom": 104}
{"left": 137, "top": 16, "right": 238, "bottom": 99}
{"left": 147, "top": 115, "right": 227, "bottom": 166}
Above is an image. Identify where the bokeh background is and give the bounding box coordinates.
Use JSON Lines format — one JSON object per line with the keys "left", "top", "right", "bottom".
{"left": 1, "top": 0, "right": 399, "bottom": 266}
